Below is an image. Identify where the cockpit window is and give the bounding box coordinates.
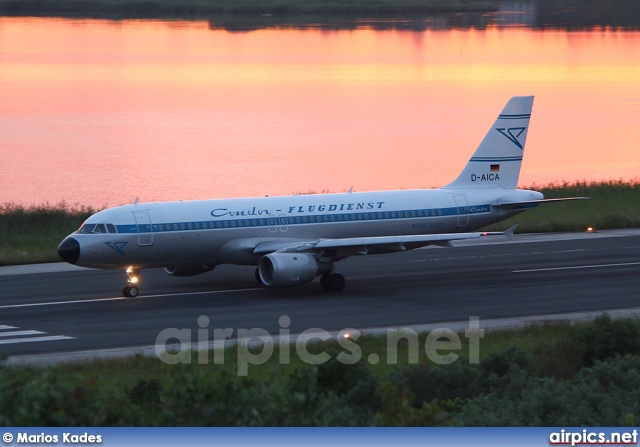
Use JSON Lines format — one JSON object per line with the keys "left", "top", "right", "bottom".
{"left": 77, "top": 223, "right": 116, "bottom": 234}
{"left": 78, "top": 224, "right": 96, "bottom": 234}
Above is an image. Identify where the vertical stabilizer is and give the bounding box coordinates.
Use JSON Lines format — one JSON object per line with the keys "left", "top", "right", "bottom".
{"left": 444, "top": 96, "right": 534, "bottom": 190}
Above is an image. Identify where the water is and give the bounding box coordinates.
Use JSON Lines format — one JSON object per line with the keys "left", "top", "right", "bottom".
{"left": 1, "top": 2, "right": 639, "bottom": 208}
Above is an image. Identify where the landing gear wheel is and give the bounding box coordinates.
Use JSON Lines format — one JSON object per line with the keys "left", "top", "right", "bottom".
{"left": 320, "top": 273, "right": 345, "bottom": 291}
{"left": 123, "top": 266, "right": 140, "bottom": 297}
{"left": 122, "top": 285, "right": 139, "bottom": 297}
{"left": 320, "top": 273, "right": 330, "bottom": 289}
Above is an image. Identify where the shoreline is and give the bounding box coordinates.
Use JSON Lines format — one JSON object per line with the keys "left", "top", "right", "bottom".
{"left": 2, "top": 1, "right": 639, "bottom": 32}
{"left": 0, "top": 0, "right": 499, "bottom": 17}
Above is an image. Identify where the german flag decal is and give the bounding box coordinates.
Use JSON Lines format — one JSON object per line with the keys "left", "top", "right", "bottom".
{"left": 490, "top": 164, "right": 500, "bottom": 172}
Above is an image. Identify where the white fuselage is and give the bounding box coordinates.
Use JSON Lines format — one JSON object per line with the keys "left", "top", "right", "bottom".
{"left": 71, "top": 187, "right": 542, "bottom": 270}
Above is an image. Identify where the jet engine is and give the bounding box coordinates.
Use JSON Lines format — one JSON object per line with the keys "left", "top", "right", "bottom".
{"left": 164, "top": 265, "right": 215, "bottom": 277}
{"left": 258, "top": 253, "right": 331, "bottom": 287}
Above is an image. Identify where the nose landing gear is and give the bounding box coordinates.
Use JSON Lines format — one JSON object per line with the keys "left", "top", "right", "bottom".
{"left": 122, "top": 266, "right": 140, "bottom": 297}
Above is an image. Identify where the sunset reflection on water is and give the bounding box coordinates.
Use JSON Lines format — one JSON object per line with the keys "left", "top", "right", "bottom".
{"left": 1, "top": 18, "right": 639, "bottom": 207}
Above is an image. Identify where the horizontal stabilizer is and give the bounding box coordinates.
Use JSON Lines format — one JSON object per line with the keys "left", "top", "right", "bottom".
{"left": 504, "top": 224, "right": 518, "bottom": 241}
{"left": 492, "top": 197, "right": 589, "bottom": 211}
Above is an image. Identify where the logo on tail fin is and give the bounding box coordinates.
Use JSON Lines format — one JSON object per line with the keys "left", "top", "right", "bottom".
{"left": 496, "top": 127, "right": 526, "bottom": 150}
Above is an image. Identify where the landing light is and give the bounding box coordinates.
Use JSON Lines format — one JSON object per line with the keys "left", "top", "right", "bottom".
{"left": 343, "top": 333, "right": 351, "bottom": 339}
{"left": 130, "top": 276, "right": 139, "bottom": 284}
{"left": 586, "top": 226, "right": 596, "bottom": 233}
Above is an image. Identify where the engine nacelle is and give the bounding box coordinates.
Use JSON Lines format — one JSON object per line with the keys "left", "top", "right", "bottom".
{"left": 258, "top": 253, "right": 331, "bottom": 287}
{"left": 164, "top": 265, "right": 215, "bottom": 277}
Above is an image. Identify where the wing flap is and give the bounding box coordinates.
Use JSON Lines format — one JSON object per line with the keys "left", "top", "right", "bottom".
{"left": 252, "top": 227, "right": 516, "bottom": 256}
{"left": 253, "top": 240, "right": 317, "bottom": 255}
{"left": 315, "top": 228, "right": 511, "bottom": 249}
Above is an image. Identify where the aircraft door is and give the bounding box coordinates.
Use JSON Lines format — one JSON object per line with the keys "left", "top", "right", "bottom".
{"left": 133, "top": 211, "right": 154, "bottom": 246}
{"left": 453, "top": 195, "right": 469, "bottom": 227}
{"left": 267, "top": 214, "right": 278, "bottom": 233}
{"left": 278, "top": 214, "right": 289, "bottom": 233}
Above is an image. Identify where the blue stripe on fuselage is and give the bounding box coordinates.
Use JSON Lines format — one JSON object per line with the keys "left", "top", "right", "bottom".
{"left": 113, "top": 204, "right": 493, "bottom": 234}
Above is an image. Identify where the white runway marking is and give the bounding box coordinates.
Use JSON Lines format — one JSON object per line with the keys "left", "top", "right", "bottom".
{"left": 0, "top": 296, "right": 127, "bottom": 309}
{"left": 0, "top": 325, "right": 76, "bottom": 345}
{"left": 0, "top": 288, "right": 262, "bottom": 310}
{"left": 0, "top": 335, "right": 75, "bottom": 345}
{"left": 513, "top": 261, "right": 640, "bottom": 273}
{"left": 0, "top": 330, "right": 44, "bottom": 338}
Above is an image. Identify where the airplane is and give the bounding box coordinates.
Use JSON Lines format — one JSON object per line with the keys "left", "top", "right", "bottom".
{"left": 58, "top": 96, "right": 586, "bottom": 297}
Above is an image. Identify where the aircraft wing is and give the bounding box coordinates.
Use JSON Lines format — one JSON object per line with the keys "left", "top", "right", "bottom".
{"left": 253, "top": 226, "right": 516, "bottom": 257}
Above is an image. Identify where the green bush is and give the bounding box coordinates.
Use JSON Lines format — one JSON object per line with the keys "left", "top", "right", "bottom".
{"left": 0, "top": 369, "right": 111, "bottom": 426}
{"left": 288, "top": 352, "right": 381, "bottom": 425}
{"left": 457, "top": 355, "right": 640, "bottom": 426}
{"left": 156, "top": 366, "right": 309, "bottom": 425}
{"left": 571, "top": 314, "right": 640, "bottom": 366}
{"left": 532, "top": 337, "right": 584, "bottom": 379}
{"left": 389, "top": 357, "right": 481, "bottom": 409}
{"left": 3, "top": 315, "right": 640, "bottom": 427}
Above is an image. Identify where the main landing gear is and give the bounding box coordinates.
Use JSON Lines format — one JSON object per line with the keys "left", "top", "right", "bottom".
{"left": 320, "top": 273, "right": 346, "bottom": 291}
{"left": 254, "top": 266, "right": 346, "bottom": 291}
{"left": 122, "top": 266, "right": 139, "bottom": 297}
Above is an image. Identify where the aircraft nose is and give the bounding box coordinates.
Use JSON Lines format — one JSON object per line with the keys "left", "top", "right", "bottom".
{"left": 58, "top": 237, "right": 80, "bottom": 264}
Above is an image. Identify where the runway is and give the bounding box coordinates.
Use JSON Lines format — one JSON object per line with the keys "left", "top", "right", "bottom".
{"left": 1, "top": 229, "right": 640, "bottom": 362}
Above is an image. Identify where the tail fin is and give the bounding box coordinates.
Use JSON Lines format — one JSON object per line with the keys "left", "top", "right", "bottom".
{"left": 444, "top": 96, "right": 534, "bottom": 190}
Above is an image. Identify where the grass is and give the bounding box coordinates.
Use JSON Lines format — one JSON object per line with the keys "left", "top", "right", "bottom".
{"left": 0, "top": 202, "right": 95, "bottom": 266}
{"left": 486, "top": 179, "right": 640, "bottom": 233}
{"left": 0, "top": 319, "right": 600, "bottom": 384}
{"left": 2, "top": 320, "right": 576, "bottom": 403}
{"left": 2, "top": 315, "right": 633, "bottom": 426}
{"left": 1, "top": 180, "right": 638, "bottom": 266}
